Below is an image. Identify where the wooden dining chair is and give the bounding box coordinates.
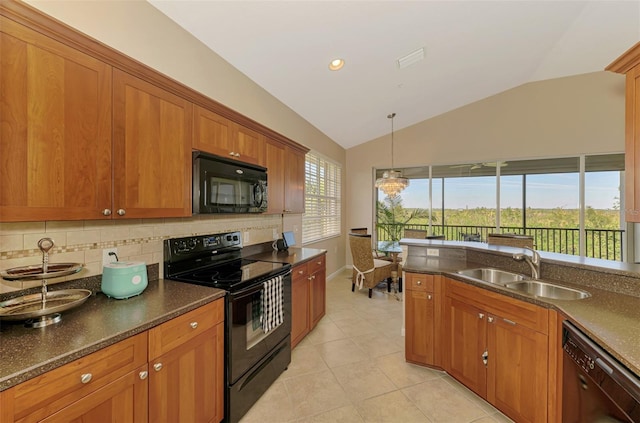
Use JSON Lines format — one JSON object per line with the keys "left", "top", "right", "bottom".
{"left": 404, "top": 229, "right": 428, "bottom": 239}
{"left": 349, "top": 233, "right": 394, "bottom": 298}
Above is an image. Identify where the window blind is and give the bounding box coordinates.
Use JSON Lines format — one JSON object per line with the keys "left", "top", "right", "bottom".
{"left": 303, "top": 152, "right": 341, "bottom": 244}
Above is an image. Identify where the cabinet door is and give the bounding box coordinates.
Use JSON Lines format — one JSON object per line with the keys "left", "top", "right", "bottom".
{"left": 625, "top": 65, "right": 640, "bottom": 222}
{"left": 149, "top": 325, "right": 224, "bottom": 423}
{"left": 487, "top": 317, "right": 548, "bottom": 423}
{"left": 193, "top": 105, "right": 234, "bottom": 158}
{"left": 40, "top": 366, "right": 148, "bottom": 423}
{"left": 444, "top": 296, "right": 487, "bottom": 398}
{"left": 233, "top": 123, "right": 264, "bottom": 166}
{"left": 113, "top": 69, "right": 192, "bottom": 218}
{"left": 405, "top": 289, "right": 435, "bottom": 366}
{"left": 0, "top": 17, "right": 112, "bottom": 222}
{"left": 310, "top": 267, "right": 326, "bottom": 329}
{"left": 284, "top": 147, "right": 305, "bottom": 214}
{"left": 265, "top": 139, "right": 285, "bottom": 214}
{"left": 291, "top": 264, "right": 310, "bottom": 349}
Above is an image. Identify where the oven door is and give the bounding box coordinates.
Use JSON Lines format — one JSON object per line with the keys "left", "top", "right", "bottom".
{"left": 227, "top": 272, "right": 291, "bottom": 384}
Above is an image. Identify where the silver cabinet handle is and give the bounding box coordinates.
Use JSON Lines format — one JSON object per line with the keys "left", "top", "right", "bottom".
{"left": 102, "top": 209, "right": 112, "bottom": 216}
{"left": 298, "top": 270, "right": 304, "bottom": 275}
{"left": 80, "top": 373, "right": 92, "bottom": 384}
{"left": 153, "top": 363, "right": 163, "bottom": 372}
{"left": 503, "top": 318, "right": 516, "bottom": 326}
{"left": 488, "top": 316, "right": 494, "bottom": 323}
{"left": 283, "top": 209, "right": 292, "bottom": 213}
{"left": 416, "top": 280, "right": 422, "bottom": 286}
{"left": 235, "top": 153, "right": 240, "bottom": 157}
{"left": 427, "top": 294, "right": 432, "bottom": 300}
{"left": 482, "top": 350, "right": 489, "bottom": 366}
{"left": 190, "top": 321, "right": 198, "bottom": 329}
{"left": 139, "top": 371, "right": 148, "bottom": 380}
{"left": 117, "top": 209, "right": 126, "bottom": 216}
{"left": 478, "top": 313, "right": 484, "bottom": 319}
{"left": 317, "top": 261, "right": 322, "bottom": 265}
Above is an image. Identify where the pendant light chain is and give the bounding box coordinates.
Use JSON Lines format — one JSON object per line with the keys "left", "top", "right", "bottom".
{"left": 389, "top": 112, "right": 396, "bottom": 170}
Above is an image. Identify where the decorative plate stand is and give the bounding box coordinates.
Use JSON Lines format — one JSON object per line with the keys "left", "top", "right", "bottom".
{"left": 0, "top": 238, "right": 88, "bottom": 328}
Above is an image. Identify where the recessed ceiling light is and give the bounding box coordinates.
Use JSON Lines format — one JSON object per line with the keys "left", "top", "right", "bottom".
{"left": 328, "top": 58, "right": 345, "bottom": 71}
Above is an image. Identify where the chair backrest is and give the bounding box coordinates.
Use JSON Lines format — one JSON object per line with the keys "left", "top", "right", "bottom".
{"left": 425, "top": 235, "right": 446, "bottom": 240}
{"left": 349, "top": 233, "right": 375, "bottom": 270}
{"left": 350, "top": 227, "right": 368, "bottom": 235}
{"left": 404, "top": 229, "right": 427, "bottom": 239}
{"left": 487, "top": 233, "right": 534, "bottom": 248}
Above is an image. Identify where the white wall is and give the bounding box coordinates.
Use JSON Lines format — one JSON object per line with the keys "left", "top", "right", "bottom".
{"left": 346, "top": 71, "right": 625, "bottom": 262}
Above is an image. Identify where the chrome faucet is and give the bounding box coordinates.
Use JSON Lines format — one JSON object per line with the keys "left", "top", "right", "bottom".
{"left": 512, "top": 246, "right": 541, "bottom": 279}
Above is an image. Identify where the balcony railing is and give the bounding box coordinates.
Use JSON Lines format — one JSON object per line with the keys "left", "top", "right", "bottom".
{"left": 376, "top": 223, "right": 625, "bottom": 261}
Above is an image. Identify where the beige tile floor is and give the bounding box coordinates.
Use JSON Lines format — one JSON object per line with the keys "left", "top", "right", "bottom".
{"left": 240, "top": 269, "right": 514, "bottom": 423}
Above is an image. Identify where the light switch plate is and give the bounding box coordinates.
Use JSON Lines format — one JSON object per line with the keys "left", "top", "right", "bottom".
{"left": 426, "top": 248, "right": 439, "bottom": 257}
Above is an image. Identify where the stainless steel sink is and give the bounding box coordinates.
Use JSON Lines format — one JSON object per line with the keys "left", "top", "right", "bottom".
{"left": 505, "top": 280, "right": 590, "bottom": 300}
{"left": 456, "top": 268, "right": 528, "bottom": 285}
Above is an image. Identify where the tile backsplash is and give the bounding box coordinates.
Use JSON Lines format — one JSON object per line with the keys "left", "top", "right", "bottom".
{"left": 0, "top": 214, "right": 285, "bottom": 293}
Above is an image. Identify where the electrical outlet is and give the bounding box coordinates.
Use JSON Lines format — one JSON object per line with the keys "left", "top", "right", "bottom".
{"left": 243, "top": 231, "right": 250, "bottom": 244}
{"left": 102, "top": 247, "right": 118, "bottom": 266}
{"left": 426, "top": 248, "right": 439, "bottom": 257}
{"left": 273, "top": 229, "right": 278, "bottom": 239}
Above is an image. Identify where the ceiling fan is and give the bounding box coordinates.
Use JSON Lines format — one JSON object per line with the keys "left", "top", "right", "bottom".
{"left": 450, "top": 162, "right": 508, "bottom": 170}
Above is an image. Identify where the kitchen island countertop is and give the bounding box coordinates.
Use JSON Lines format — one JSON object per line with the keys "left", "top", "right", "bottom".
{"left": 401, "top": 243, "right": 640, "bottom": 379}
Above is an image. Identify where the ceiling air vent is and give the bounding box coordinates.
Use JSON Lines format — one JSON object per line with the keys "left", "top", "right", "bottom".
{"left": 397, "top": 47, "right": 425, "bottom": 69}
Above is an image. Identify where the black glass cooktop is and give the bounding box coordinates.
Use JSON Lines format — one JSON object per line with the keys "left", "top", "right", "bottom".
{"left": 174, "top": 259, "right": 288, "bottom": 290}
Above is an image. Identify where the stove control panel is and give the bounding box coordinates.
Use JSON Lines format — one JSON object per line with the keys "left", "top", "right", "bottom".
{"left": 165, "top": 231, "right": 242, "bottom": 259}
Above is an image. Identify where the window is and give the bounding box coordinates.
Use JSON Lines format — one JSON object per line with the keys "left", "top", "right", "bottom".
{"left": 303, "top": 152, "right": 341, "bottom": 244}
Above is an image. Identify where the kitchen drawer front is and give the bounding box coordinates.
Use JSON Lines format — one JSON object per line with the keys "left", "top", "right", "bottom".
{"left": 406, "top": 273, "right": 434, "bottom": 292}
{"left": 307, "top": 255, "right": 326, "bottom": 275}
{"left": 292, "top": 263, "right": 309, "bottom": 281}
{"left": 446, "top": 278, "right": 548, "bottom": 334}
{"left": 8, "top": 332, "right": 147, "bottom": 423}
{"left": 148, "top": 299, "right": 223, "bottom": 360}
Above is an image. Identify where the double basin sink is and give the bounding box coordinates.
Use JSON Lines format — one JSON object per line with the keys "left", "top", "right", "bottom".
{"left": 456, "top": 268, "right": 590, "bottom": 301}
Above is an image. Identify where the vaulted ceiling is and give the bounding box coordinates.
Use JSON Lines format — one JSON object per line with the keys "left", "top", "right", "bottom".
{"left": 149, "top": 1, "right": 639, "bottom": 149}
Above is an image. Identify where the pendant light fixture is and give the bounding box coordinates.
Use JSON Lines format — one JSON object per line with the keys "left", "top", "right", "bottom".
{"left": 375, "top": 112, "right": 409, "bottom": 198}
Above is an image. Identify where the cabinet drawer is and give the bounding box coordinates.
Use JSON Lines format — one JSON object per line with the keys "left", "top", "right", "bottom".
{"left": 148, "top": 299, "right": 223, "bottom": 360}
{"left": 406, "top": 273, "right": 434, "bottom": 292}
{"left": 307, "top": 255, "right": 326, "bottom": 275}
{"left": 446, "top": 278, "right": 548, "bottom": 334}
{"left": 292, "top": 263, "right": 309, "bottom": 281}
{"left": 8, "top": 332, "right": 147, "bottom": 422}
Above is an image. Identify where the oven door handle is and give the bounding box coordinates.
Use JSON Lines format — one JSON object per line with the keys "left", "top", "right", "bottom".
{"left": 231, "top": 270, "right": 292, "bottom": 299}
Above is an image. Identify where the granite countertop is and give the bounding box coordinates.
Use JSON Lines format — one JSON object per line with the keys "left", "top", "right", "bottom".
{"left": 0, "top": 279, "right": 225, "bottom": 391}
{"left": 402, "top": 253, "right": 640, "bottom": 379}
{"left": 248, "top": 247, "right": 326, "bottom": 266}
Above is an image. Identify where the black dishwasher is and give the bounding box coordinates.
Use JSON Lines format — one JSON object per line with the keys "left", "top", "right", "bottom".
{"left": 562, "top": 321, "right": 640, "bottom": 422}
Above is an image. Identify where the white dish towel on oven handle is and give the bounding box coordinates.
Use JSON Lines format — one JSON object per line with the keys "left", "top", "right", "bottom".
{"left": 261, "top": 275, "right": 284, "bottom": 333}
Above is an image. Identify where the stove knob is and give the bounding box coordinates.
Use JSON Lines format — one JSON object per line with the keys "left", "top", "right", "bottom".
{"left": 187, "top": 239, "right": 197, "bottom": 249}
{"left": 233, "top": 235, "right": 239, "bottom": 241}
{"left": 226, "top": 235, "right": 232, "bottom": 241}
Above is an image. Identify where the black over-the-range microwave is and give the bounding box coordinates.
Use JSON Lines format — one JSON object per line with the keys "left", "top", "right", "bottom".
{"left": 193, "top": 151, "right": 268, "bottom": 214}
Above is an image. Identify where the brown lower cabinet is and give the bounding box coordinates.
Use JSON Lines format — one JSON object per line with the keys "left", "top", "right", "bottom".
{"left": 291, "top": 254, "right": 326, "bottom": 348}
{"left": 0, "top": 299, "right": 224, "bottom": 423}
{"left": 405, "top": 273, "right": 552, "bottom": 423}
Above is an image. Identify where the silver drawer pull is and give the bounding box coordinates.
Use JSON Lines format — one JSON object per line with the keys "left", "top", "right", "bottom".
{"left": 154, "top": 363, "right": 163, "bottom": 372}
{"left": 488, "top": 316, "right": 494, "bottom": 323}
{"left": 478, "top": 313, "right": 484, "bottom": 319}
{"left": 190, "top": 321, "right": 198, "bottom": 329}
{"left": 503, "top": 318, "right": 516, "bottom": 325}
{"left": 427, "top": 294, "right": 432, "bottom": 300}
{"left": 139, "top": 371, "right": 148, "bottom": 380}
{"left": 416, "top": 280, "right": 422, "bottom": 286}
{"left": 80, "top": 373, "right": 92, "bottom": 384}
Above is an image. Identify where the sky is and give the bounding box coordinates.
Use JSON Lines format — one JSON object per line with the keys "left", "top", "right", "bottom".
{"left": 395, "top": 172, "right": 621, "bottom": 210}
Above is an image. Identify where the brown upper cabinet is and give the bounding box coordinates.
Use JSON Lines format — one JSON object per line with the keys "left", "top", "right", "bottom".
{"left": 193, "top": 105, "right": 264, "bottom": 166}
{"left": 265, "top": 138, "right": 306, "bottom": 214}
{"left": 0, "top": 17, "right": 113, "bottom": 222}
{"left": 607, "top": 42, "right": 640, "bottom": 222}
{"left": 0, "top": 1, "right": 308, "bottom": 222}
{"left": 112, "top": 70, "right": 192, "bottom": 219}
